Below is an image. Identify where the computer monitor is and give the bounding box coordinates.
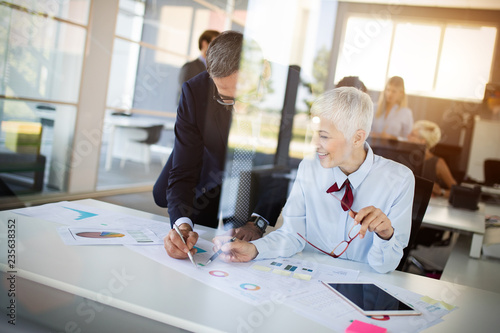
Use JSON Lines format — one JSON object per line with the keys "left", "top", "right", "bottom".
{"left": 367, "top": 137, "right": 426, "bottom": 176}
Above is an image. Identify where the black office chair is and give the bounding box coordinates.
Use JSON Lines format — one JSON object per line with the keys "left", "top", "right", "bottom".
{"left": 484, "top": 159, "right": 500, "bottom": 186}
{"left": 367, "top": 137, "right": 426, "bottom": 177}
{"left": 397, "top": 175, "right": 434, "bottom": 271}
{"left": 0, "top": 177, "right": 25, "bottom": 209}
{"left": 138, "top": 125, "right": 164, "bottom": 146}
{"left": 120, "top": 125, "right": 164, "bottom": 172}
{"left": 431, "top": 143, "right": 465, "bottom": 184}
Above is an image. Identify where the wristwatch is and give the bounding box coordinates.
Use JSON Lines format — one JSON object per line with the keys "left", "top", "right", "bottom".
{"left": 249, "top": 215, "right": 267, "bottom": 234}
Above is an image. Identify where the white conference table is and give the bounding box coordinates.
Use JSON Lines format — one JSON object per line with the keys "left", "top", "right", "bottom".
{"left": 422, "top": 197, "right": 485, "bottom": 258}
{"left": 1, "top": 199, "right": 500, "bottom": 332}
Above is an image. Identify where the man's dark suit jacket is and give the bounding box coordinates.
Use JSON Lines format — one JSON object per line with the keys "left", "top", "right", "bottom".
{"left": 154, "top": 71, "right": 230, "bottom": 228}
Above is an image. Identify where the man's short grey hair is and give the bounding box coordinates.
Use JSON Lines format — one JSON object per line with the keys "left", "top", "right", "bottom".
{"left": 311, "top": 87, "right": 374, "bottom": 140}
{"left": 206, "top": 31, "right": 243, "bottom": 78}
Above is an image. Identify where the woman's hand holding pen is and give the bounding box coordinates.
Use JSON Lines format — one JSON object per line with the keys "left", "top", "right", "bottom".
{"left": 212, "top": 236, "right": 258, "bottom": 263}
{"left": 164, "top": 224, "right": 199, "bottom": 259}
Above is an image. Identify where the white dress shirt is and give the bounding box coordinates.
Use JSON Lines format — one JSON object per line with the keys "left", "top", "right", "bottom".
{"left": 372, "top": 104, "right": 414, "bottom": 139}
{"left": 252, "top": 143, "right": 414, "bottom": 273}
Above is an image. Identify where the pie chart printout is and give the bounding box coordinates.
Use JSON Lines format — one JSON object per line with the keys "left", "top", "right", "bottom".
{"left": 76, "top": 231, "right": 126, "bottom": 238}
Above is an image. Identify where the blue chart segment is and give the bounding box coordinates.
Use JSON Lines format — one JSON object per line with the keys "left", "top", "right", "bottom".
{"left": 193, "top": 246, "right": 206, "bottom": 253}
{"left": 62, "top": 207, "right": 98, "bottom": 220}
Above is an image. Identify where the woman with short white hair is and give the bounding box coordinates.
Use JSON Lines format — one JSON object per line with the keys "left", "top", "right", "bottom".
{"left": 212, "top": 87, "right": 415, "bottom": 274}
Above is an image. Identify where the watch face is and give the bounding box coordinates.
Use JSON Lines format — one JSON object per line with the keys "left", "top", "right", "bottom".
{"left": 257, "top": 219, "right": 265, "bottom": 228}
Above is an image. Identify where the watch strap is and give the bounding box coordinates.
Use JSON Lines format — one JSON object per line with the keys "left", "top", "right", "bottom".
{"left": 249, "top": 215, "right": 267, "bottom": 233}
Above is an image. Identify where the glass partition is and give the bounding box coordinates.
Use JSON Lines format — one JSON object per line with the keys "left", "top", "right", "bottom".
{"left": 0, "top": 1, "right": 86, "bottom": 203}
{"left": 0, "top": 3, "right": 87, "bottom": 103}
{"left": 98, "top": 0, "right": 239, "bottom": 190}
{"left": 0, "top": 98, "right": 76, "bottom": 195}
{"left": 10, "top": 0, "right": 90, "bottom": 25}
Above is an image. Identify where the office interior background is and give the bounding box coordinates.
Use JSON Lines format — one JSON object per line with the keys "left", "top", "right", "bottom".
{"left": 1, "top": 0, "right": 499, "bottom": 212}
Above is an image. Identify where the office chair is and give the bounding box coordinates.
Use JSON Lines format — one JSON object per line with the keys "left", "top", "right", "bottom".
{"left": 484, "top": 159, "right": 500, "bottom": 186}
{"left": 1, "top": 121, "right": 46, "bottom": 193}
{"left": 0, "top": 177, "right": 16, "bottom": 197}
{"left": 431, "top": 143, "right": 465, "bottom": 184}
{"left": 0, "top": 177, "right": 25, "bottom": 209}
{"left": 396, "top": 175, "right": 434, "bottom": 271}
{"left": 120, "top": 125, "right": 164, "bottom": 172}
{"left": 367, "top": 137, "right": 426, "bottom": 177}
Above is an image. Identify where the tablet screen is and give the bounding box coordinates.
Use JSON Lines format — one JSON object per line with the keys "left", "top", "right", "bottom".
{"left": 324, "top": 282, "right": 420, "bottom": 316}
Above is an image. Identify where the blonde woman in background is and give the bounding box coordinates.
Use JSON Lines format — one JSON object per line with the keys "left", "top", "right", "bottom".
{"left": 408, "top": 120, "right": 457, "bottom": 197}
{"left": 372, "top": 76, "right": 413, "bottom": 140}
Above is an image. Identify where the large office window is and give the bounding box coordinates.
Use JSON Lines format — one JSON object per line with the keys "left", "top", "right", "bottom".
{"left": 0, "top": 1, "right": 90, "bottom": 199}
{"left": 334, "top": 15, "right": 497, "bottom": 101}
{"left": 107, "top": 0, "right": 247, "bottom": 115}
{"left": 98, "top": 0, "right": 247, "bottom": 189}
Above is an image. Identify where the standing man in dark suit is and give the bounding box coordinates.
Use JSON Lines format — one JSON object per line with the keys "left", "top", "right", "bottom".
{"left": 177, "top": 29, "right": 220, "bottom": 97}
{"left": 154, "top": 31, "right": 280, "bottom": 260}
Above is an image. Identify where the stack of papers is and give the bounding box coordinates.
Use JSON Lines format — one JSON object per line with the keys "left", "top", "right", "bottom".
{"left": 13, "top": 201, "right": 168, "bottom": 245}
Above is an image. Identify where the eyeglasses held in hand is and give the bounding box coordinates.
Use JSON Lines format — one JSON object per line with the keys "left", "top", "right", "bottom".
{"left": 297, "top": 222, "right": 361, "bottom": 258}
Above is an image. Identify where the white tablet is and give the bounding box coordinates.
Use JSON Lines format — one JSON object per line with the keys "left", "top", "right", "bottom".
{"left": 322, "top": 282, "right": 421, "bottom": 316}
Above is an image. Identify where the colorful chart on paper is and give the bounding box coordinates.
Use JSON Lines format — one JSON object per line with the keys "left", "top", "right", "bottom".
{"left": 76, "top": 231, "right": 125, "bottom": 238}
{"left": 251, "top": 260, "right": 317, "bottom": 281}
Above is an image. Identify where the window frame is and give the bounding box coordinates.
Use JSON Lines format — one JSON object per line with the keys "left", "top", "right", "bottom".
{"left": 328, "top": 2, "right": 500, "bottom": 102}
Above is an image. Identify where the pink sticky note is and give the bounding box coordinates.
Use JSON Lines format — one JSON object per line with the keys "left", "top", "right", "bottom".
{"left": 345, "top": 320, "right": 387, "bottom": 333}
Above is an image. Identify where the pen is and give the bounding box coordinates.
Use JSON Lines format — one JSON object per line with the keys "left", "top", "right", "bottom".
{"left": 172, "top": 224, "right": 198, "bottom": 268}
{"left": 205, "top": 236, "right": 237, "bottom": 265}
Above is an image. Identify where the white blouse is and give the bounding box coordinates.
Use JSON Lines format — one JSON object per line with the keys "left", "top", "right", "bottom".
{"left": 371, "top": 105, "right": 414, "bottom": 139}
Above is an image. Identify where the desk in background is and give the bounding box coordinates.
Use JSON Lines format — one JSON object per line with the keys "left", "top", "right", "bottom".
{"left": 441, "top": 234, "right": 500, "bottom": 294}
{"left": 422, "top": 197, "right": 485, "bottom": 258}
{"left": 441, "top": 204, "right": 500, "bottom": 294}
{"left": 1, "top": 199, "right": 500, "bottom": 332}
{"left": 104, "top": 116, "right": 174, "bottom": 171}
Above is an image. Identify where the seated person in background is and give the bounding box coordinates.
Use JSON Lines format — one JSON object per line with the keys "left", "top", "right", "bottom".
{"left": 212, "top": 87, "right": 415, "bottom": 274}
{"left": 336, "top": 76, "right": 367, "bottom": 93}
{"left": 371, "top": 76, "right": 413, "bottom": 140}
{"left": 408, "top": 120, "right": 457, "bottom": 198}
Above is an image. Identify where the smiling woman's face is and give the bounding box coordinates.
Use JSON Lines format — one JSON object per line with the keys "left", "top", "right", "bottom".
{"left": 312, "top": 116, "right": 352, "bottom": 170}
